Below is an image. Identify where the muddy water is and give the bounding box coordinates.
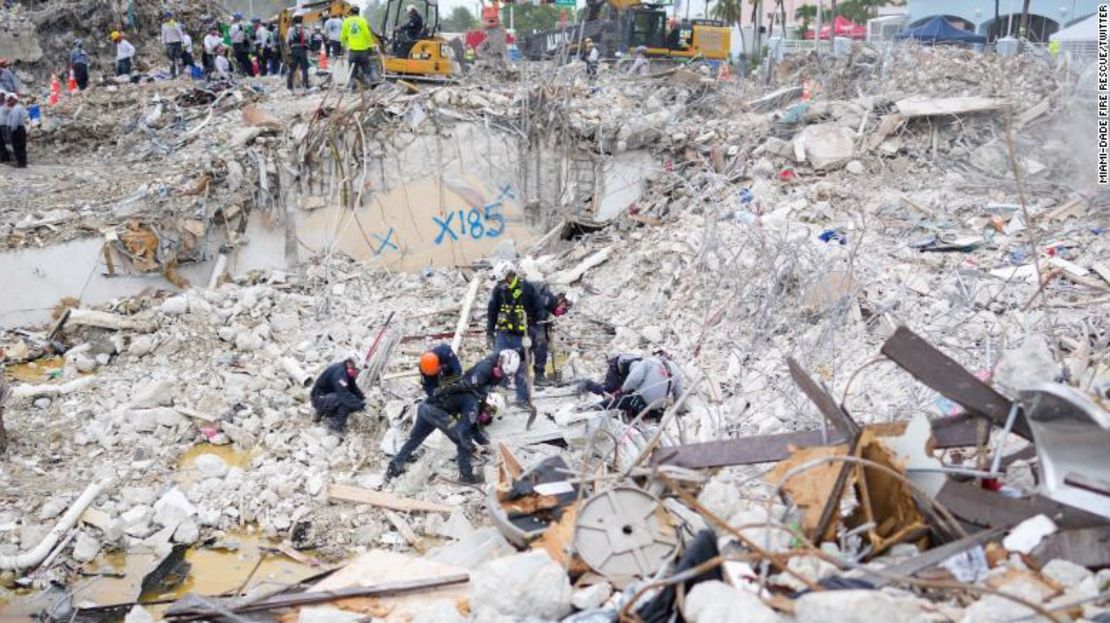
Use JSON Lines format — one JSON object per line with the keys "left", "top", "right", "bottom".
{"left": 0, "top": 216, "right": 289, "bottom": 329}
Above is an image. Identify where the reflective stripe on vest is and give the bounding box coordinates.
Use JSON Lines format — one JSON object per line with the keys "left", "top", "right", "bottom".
{"left": 495, "top": 279, "right": 527, "bottom": 334}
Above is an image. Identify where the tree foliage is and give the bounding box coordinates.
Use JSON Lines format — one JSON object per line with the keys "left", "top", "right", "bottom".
{"left": 502, "top": 3, "right": 562, "bottom": 34}
{"left": 710, "top": 0, "right": 743, "bottom": 26}
{"left": 831, "top": 0, "right": 895, "bottom": 24}
{"left": 443, "top": 6, "right": 478, "bottom": 32}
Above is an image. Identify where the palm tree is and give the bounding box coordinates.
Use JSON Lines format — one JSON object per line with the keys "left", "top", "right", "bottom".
{"left": 1019, "top": 0, "right": 1031, "bottom": 39}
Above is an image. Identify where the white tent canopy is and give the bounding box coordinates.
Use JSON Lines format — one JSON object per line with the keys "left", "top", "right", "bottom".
{"left": 1050, "top": 14, "right": 1096, "bottom": 43}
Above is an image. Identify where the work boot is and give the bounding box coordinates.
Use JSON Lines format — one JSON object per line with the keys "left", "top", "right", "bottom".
{"left": 534, "top": 372, "right": 551, "bottom": 387}
{"left": 459, "top": 471, "right": 484, "bottom": 485}
{"left": 473, "top": 429, "right": 491, "bottom": 446}
{"left": 385, "top": 462, "right": 404, "bottom": 481}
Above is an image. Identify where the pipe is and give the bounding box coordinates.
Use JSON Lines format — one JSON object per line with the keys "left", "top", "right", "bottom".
{"left": 207, "top": 253, "right": 229, "bottom": 290}
{"left": 0, "top": 478, "right": 113, "bottom": 571}
{"left": 279, "top": 357, "right": 313, "bottom": 388}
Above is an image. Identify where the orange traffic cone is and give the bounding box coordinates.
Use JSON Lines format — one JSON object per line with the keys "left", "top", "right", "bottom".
{"left": 49, "top": 73, "right": 61, "bottom": 106}
{"left": 318, "top": 47, "right": 328, "bottom": 70}
{"left": 67, "top": 68, "right": 77, "bottom": 93}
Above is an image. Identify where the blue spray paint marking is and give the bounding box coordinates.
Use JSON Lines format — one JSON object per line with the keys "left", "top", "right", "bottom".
{"left": 433, "top": 213, "right": 459, "bottom": 244}
{"left": 432, "top": 185, "right": 517, "bottom": 245}
{"left": 372, "top": 227, "right": 398, "bottom": 255}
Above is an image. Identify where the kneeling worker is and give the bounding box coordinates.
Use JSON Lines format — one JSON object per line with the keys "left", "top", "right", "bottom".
{"left": 310, "top": 351, "right": 366, "bottom": 435}
{"left": 387, "top": 350, "right": 520, "bottom": 484}
{"left": 420, "top": 343, "right": 462, "bottom": 397}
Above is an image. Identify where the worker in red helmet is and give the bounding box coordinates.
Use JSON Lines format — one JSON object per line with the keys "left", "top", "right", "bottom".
{"left": 419, "top": 343, "right": 462, "bottom": 397}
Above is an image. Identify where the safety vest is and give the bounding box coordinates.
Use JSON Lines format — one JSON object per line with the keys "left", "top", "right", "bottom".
{"left": 495, "top": 278, "right": 527, "bottom": 334}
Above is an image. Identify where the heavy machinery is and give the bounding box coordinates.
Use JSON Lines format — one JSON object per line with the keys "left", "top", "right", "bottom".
{"left": 377, "top": 0, "right": 462, "bottom": 80}
{"left": 521, "top": 0, "right": 730, "bottom": 62}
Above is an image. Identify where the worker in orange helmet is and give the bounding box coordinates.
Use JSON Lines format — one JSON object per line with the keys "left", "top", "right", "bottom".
{"left": 419, "top": 343, "right": 462, "bottom": 397}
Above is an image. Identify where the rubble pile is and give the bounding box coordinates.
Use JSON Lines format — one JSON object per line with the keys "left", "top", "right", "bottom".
{"left": 0, "top": 39, "right": 1108, "bottom": 623}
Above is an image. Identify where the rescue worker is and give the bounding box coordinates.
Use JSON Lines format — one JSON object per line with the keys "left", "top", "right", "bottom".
{"left": 212, "top": 44, "right": 233, "bottom": 80}
{"left": 161, "top": 10, "right": 185, "bottom": 78}
{"left": 202, "top": 26, "right": 222, "bottom": 77}
{"left": 579, "top": 353, "right": 641, "bottom": 405}
{"left": 530, "top": 287, "right": 570, "bottom": 385}
{"left": 267, "top": 24, "right": 283, "bottom": 75}
{"left": 628, "top": 45, "right": 649, "bottom": 76}
{"left": 181, "top": 30, "right": 196, "bottom": 74}
{"left": 341, "top": 6, "right": 379, "bottom": 91}
{"left": 386, "top": 350, "right": 519, "bottom": 484}
{"left": 228, "top": 12, "right": 252, "bottom": 75}
{"left": 285, "top": 15, "right": 311, "bottom": 92}
{"left": 584, "top": 37, "right": 599, "bottom": 81}
{"left": 0, "top": 93, "right": 10, "bottom": 163}
{"left": 0, "top": 59, "right": 20, "bottom": 94}
{"left": 420, "top": 343, "right": 463, "bottom": 398}
{"left": 310, "top": 351, "right": 366, "bottom": 435}
{"left": 601, "top": 353, "right": 683, "bottom": 418}
{"left": 485, "top": 261, "right": 540, "bottom": 405}
{"left": 324, "top": 13, "right": 344, "bottom": 58}
{"left": 111, "top": 32, "right": 135, "bottom": 77}
{"left": 253, "top": 17, "right": 273, "bottom": 76}
{"left": 69, "top": 39, "right": 90, "bottom": 90}
{"left": 6, "top": 93, "right": 28, "bottom": 168}
{"left": 309, "top": 25, "right": 326, "bottom": 54}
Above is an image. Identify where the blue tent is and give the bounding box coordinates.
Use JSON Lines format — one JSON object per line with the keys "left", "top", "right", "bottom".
{"left": 895, "top": 17, "right": 987, "bottom": 44}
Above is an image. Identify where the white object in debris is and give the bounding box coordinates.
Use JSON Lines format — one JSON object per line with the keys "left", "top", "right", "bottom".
{"left": 793, "top": 124, "right": 855, "bottom": 170}
{"left": 793, "top": 589, "right": 927, "bottom": 623}
{"left": 684, "top": 580, "right": 782, "bottom": 623}
{"left": 469, "top": 551, "right": 572, "bottom": 620}
{"left": 1002, "top": 514, "right": 1058, "bottom": 554}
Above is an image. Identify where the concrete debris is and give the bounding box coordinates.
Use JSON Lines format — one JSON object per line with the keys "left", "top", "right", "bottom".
{"left": 0, "top": 19, "right": 1107, "bottom": 623}
{"left": 469, "top": 551, "right": 573, "bottom": 621}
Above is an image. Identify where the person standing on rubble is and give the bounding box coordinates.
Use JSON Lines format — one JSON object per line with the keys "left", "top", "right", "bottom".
{"left": 181, "top": 30, "right": 196, "bottom": 75}
{"left": 6, "top": 93, "right": 28, "bottom": 168}
{"left": 253, "top": 18, "right": 273, "bottom": 77}
{"left": 69, "top": 39, "right": 90, "bottom": 90}
{"left": 341, "top": 6, "right": 379, "bottom": 91}
{"left": 419, "top": 343, "right": 463, "bottom": 397}
{"left": 628, "top": 45, "right": 649, "bottom": 76}
{"left": 530, "top": 287, "right": 570, "bottom": 386}
{"left": 324, "top": 13, "right": 344, "bottom": 59}
{"left": 310, "top": 25, "right": 326, "bottom": 55}
{"left": 0, "top": 59, "right": 20, "bottom": 95}
{"left": 486, "top": 261, "right": 541, "bottom": 406}
{"left": 0, "top": 95, "right": 10, "bottom": 164}
{"left": 202, "top": 26, "right": 221, "bottom": 77}
{"left": 284, "top": 15, "right": 312, "bottom": 92}
{"left": 110, "top": 32, "right": 135, "bottom": 77}
{"left": 212, "top": 44, "right": 233, "bottom": 81}
{"left": 584, "top": 38, "right": 600, "bottom": 82}
{"left": 310, "top": 351, "right": 367, "bottom": 436}
{"left": 386, "top": 350, "right": 519, "bottom": 484}
{"left": 161, "top": 11, "right": 185, "bottom": 79}
{"left": 229, "top": 12, "right": 252, "bottom": 75}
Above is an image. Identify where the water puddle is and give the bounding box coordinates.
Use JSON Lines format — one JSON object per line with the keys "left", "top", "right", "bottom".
{"left": 4, "top": 356, "right": 64, "bottom": 383}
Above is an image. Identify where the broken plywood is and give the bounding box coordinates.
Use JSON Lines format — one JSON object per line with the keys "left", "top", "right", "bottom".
{"left": 326, "top": 484, "right": 453, "bottom": 514}
{"left": 894, "top": 97, "right": 1006, "bottom": 118}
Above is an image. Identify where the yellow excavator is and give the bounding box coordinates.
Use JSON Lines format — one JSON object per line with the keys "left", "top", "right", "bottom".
{"left": 376, "top": 0, "right": 462, "bottom": 80}
{"left": 275, "top": 0, "right": 460, "bottom": 81}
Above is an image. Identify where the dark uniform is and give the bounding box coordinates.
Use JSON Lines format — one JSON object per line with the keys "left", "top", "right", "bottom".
{"left": 486, "top": 276, "right": 540, "bottom": 404}
{"left": 582, "top": 354, "right": 647, "bottom": 416}
{"left": 421, "top": 343, "right": 463, "bottom": 398}
{"left": 529, "top": 286, "right": 566, "bottom": 384}
{"left": 310, "top": 361, "right": 365, "bottom": 433}
{"left": 388, "top": 356, "right": 500, "bottom": 483}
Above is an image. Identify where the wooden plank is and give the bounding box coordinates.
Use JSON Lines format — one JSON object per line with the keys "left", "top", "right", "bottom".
{"left": 326, "top": 484, "right": 452, "bottom": 514}
{"left": 384, "top": 510, "right": 423, "bottom": 550}
{"left": 451, "top": 276, "right": 482, "bottom": 357}
{"left": 895, "top": 96, "right": 1006, "bottom": 118}
{"left": 880, "top": 326, "right": 1030, "bottom": 440}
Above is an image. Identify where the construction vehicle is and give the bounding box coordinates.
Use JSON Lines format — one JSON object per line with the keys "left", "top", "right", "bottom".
{"left": 521, "top": 0, "right": 730, "bottom": 62}
{"left": 276, "top": 0, "right": 353, "bottom": 45}
{"left": 377, "top": 0, "right": 462, "bottom": 80}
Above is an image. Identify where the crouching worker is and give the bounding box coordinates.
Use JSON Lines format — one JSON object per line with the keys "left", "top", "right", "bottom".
{"left": 310, "top": 351, "right": 366, "bottom": 435}
{"left": 387, "top": 350, "right": 519, "bottom": 484}
{"left": 419, "top": 343, "right": 462, "bottom": 397}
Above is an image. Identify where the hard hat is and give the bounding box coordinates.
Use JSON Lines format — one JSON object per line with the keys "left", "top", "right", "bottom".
{"left": 498, "top": 350, "right": 521, "bottom": 376}
{"left": 419, "top": 352, "right": 441, "bottom": 376}
{"left": 485, "top": 392, "right": 506, "bottom": 415}
{"left": 109, "top": 32, "right": 121, "bottom": 42}
{"left": 74, "top": 38, "right": 84, "bottom": 47}
{"left": 345, "top": 349, "right": 363, "bottom": 367}
{"left": 163, "top": 10, "right": 173, "bottom": 18}
{"left": 233, "top": 11, "right": 244, "bottom": 19}
{"left": 492, "top": 260, "right": 516, "bottom": 281}
{"left": 252, "top": 16, "right": 261, "bottom": 22}
{"left": 350, "top": 5, "right": 360, "bottom": 13}
{"left": 407, "top": 5, "right": 417, "bottom": 12}
{"left": 584, "top": 37, "right": 592, "bottom": 43}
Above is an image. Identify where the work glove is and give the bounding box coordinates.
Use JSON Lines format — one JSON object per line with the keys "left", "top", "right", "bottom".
{"left": 575, "top": 380, "right": 592, "bottom": 396}
{"left": 522, "top": 335, "right": 532, "bottom": 349}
